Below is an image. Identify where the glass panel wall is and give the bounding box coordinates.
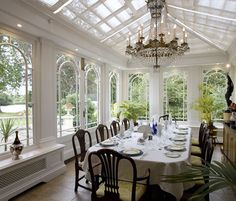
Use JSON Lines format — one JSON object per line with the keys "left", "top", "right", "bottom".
{"left": 85, "top": 64, "right": 99, "bottom": 128}
{"left": 203, "top": 68, "right": 227, "bottom": 120}
{"left": 109, "top": 71, "right": 118, "bottom": 120}
{"left": 163, "top": 72, "right": 187, "bottom": 121}
{"left": 0, "top": 32, "right": 33, "bottom": 153}
{"left": 128, "top": 73, "right": 149, "bottom": 120}
{"left": 56, "top": 54, "right": 79, "bottom": 137}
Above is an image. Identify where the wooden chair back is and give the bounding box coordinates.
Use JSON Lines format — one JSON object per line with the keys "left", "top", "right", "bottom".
{"left": 95, "top": 124, "right": 110, "bottom": 143}
{"left": 122, "top": 118, "right": 130, "bottom": 130}
{"left": 88, "top": 149, "right": 142, "bottom": 201}
{"left": 110, "top": 120, "right": 120, "bottom": 136}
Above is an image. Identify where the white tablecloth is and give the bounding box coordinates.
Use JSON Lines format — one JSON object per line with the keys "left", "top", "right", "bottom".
{"left": 83, "top": 126, "right": 193, "bottom": 200}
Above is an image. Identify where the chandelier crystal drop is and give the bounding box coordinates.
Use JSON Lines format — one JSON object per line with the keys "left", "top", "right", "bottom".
{"left": 125, "top": 0, "right": 190, "bottom": 69}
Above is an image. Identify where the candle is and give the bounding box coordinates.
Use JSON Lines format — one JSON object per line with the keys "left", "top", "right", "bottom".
{"left": 173, "top": 24, "right": 176, "bottom": 38}
{"left": 185, "top": 33, "right": 188, "bottom": 43}
{"left": 183, "top": 27, "right": 185, "bottom": 42}
{"left": 128, "top": 32, "right": 131, "bottom": 46}
{"left": 138, "top": 27, "right": 140, "bottom": 42}
{"left": 154, "top": 24, "right": 157, "bottom": 39}
{"left": 141, "top": 24, "right": 143, "bottom": 37}
{"left": 160, "top": 21, "right": 163, "bottom": 33}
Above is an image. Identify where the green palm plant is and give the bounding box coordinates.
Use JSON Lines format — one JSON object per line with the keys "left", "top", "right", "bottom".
{"left": 0, "top": 118, "right": 16, "bottom": 151}
{"left": 192, "top": 85, "right": 224, "bottom": 124}
{"left": 119, "top": 100, "right": 146, "bottom": 125}
{"left": 161, "top": 161, "right": 236, "bottom": 201}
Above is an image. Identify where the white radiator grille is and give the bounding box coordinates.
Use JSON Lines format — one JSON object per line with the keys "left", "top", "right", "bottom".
{"left": 0, "top": 159, "right": 46, "bottom": 189}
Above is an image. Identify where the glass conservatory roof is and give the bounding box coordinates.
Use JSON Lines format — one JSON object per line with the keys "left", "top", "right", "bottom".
{"left": 22, "top": 0, "right": 236, "bottom": 56}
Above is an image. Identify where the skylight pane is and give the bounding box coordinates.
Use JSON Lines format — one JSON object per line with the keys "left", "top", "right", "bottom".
{"left": 104, "top": 0, "right": 124, "bottom": 12}
{"left": 94, "top": 4, "right": 111, "bottom": 18}
{"left": 210, "top": 0, "right": 225, "bottom": 10}
{"left": 88, "top": 28, "right": 103, "bottom": 39}
{"left": 100, "top": 23, "right": 111, "bottom": 32}
{"left": 224, "top": 1, "right": 236, "bottom": 12}
{"left": 107, "top": 17, "right": 121, "bottom": 28}
{"left": 61, "top": 8, "right": 76, "bottom": 20}
{"left": 38, "top": 0, "right": 59, "bottom": 7}
{"left": 74, "top": 18, "right": 91, "bottom": 30}
{"left": 117, "top": 9, "right": 132, "bottom": 22}
{"left": 84, "top": 11, "right": 101, "bottom": 24}
{"left": 80, "top": 0, "right": 98, "bottom": 7}
{"left": 131, "top": 0, "right": 146, "bottom": 10}
{"left": 197, "top": 0, "right": 210, "bottom": 7}
{"left": 69, "top": 0, "right": 87, "bottom": 14}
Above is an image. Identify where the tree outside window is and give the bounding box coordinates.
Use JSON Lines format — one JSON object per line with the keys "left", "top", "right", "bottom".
{"left": 85, "top": 64, "right": 99, "bottom": 128}
{"left": 163, "top": 72, "right": 187, "bottom": 121}
{"left": 203, "top": 69, "right": 227, "bottom": 120}
{"left": 56, "top": 54, "right": 79, "bottom": 137}
{"left": 109, "top": 72, "right": 118, "bottom": 120}
{"left": 0, "top": 33, "right": 33, "bottom": 153}
{"left": 128, "top": 73, "right": 149, "bottom": 120}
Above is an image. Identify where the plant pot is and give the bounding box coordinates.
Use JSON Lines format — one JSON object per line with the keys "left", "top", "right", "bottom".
{"left": 10, "top": 131, "right": 23, "bottom": 160}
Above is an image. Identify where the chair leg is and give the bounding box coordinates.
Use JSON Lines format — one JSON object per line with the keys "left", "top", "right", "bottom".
{"left": 74, "top": 167, "right": 79, "bottom": 192}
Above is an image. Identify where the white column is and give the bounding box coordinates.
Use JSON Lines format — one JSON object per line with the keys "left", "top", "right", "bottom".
{"left": 38, "top": 38, "right": 57, "bottom": 145}
{"left": 149, "top": 69, "right": 161, "bottom": 118}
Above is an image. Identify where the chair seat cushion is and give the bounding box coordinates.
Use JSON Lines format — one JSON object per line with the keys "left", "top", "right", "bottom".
{"left": 191, "top": 145, "right": 201, "bottom": 156}
{"left": 96, "top": 180, "right": 147, "bottom": 201}
{"left": 191, "top": 137, "right": 199, "bottom": 146}
{"left": 190, "top": 155, "right": 202, "bottom": 167}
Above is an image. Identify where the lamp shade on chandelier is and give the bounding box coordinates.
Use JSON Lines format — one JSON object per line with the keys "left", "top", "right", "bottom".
{"left": 125, "top": 0, "right": 190, "bottom": 69}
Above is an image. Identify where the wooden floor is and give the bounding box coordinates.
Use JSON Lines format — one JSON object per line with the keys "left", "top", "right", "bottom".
{"left": 10, "top": 145, "right": 236, "bottom": 201}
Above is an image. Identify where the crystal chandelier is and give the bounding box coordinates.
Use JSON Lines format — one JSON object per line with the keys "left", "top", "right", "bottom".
{"left": 125, "top": 0, "right": 190, "bottom": 69}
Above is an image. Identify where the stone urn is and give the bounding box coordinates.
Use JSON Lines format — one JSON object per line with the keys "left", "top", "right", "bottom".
{"left": 10, "top": 131, "right": 24, "bottom": 160}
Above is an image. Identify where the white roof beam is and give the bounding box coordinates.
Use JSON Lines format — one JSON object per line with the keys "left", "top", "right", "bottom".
{"left": 167, "top": 4, "right": 236, "bottom": 22}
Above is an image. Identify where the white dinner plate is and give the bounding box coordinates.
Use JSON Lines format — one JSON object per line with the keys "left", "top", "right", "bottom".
{"left": 165, "top": 145, "right": 186, "bottom": 151}
{"left": 173, "top": 141, "right": 185, "bottom": 146}
{"left": 171, "top": 136, "right": 186, "bottom": 141}
{"left": 100, "top": 140, "right": 117, "bottom": 146}
{"left": 165, "top": 152, "right": 181, "bottom": 158}
{"left": 121, "top": 148, "right": 143, "bottom": 156}
{"left": 174, "top": 130, "right": 188, "bottom": 135}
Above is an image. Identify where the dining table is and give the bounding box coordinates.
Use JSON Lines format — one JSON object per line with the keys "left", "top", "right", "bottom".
{"left": 82, "top": 124, "right": 193, "bottom": 201}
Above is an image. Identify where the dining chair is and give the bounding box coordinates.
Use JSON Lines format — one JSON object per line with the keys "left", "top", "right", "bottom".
{"left": 158, "top": 114, "right": 169, "bottom": 122}
{"left": 191, "top": 122, "right": 206, "bottom": 146}
{"left": 95, "top": 124, "right": 110, "bottom": 143}
{"left": 122, "top": 118, "right": 130, "bottom": 130}
{"left": 88, "top": 149, "right": 150, "bottom": 201}
{"left": 191, "top": 123, "right": 208, "bottom": 157}
{"left": 110, "top": 120, "right": 120, "bottom": 137}
{"left": 72, "top": 129, "right": 92, "bottom": 192}
{"left": 184, "top": 138, "right": 214, "bottom": 201}
{"left": 190, "top": 128, "right": 210, "bottom": 167}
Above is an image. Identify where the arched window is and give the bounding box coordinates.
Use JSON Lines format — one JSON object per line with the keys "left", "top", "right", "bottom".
{"left": 203, "top": 69, "right": 227, "bottom": 120}
{"left": 85, "top": 64, "right": 99, "bottom": 128}
{"left": 0, "top": 33, "right": 33, "bottom": 153}
{"left": 163, "top": 72, "right": 187, "bottom": 121}
{"left": 56, "top": 54, "right": 79, "bottom": 137}
{"left": 128, "top": 73, "right": 149, "bottom": 120}
{"left": 109, "top": 72, "right": 119, "bottom": 120}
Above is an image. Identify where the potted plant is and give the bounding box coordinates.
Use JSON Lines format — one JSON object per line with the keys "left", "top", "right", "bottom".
{"left": 119, "top": 100, "right": 146, "bottom": 126}
{"left": 192, "top": 84, "right": 224, "bottom": 135}
{"left": 0, "top": 118, "right": 16, "bottom": 151}
{"left": 161, "top": 161, "right": 236, "bottom": 201}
